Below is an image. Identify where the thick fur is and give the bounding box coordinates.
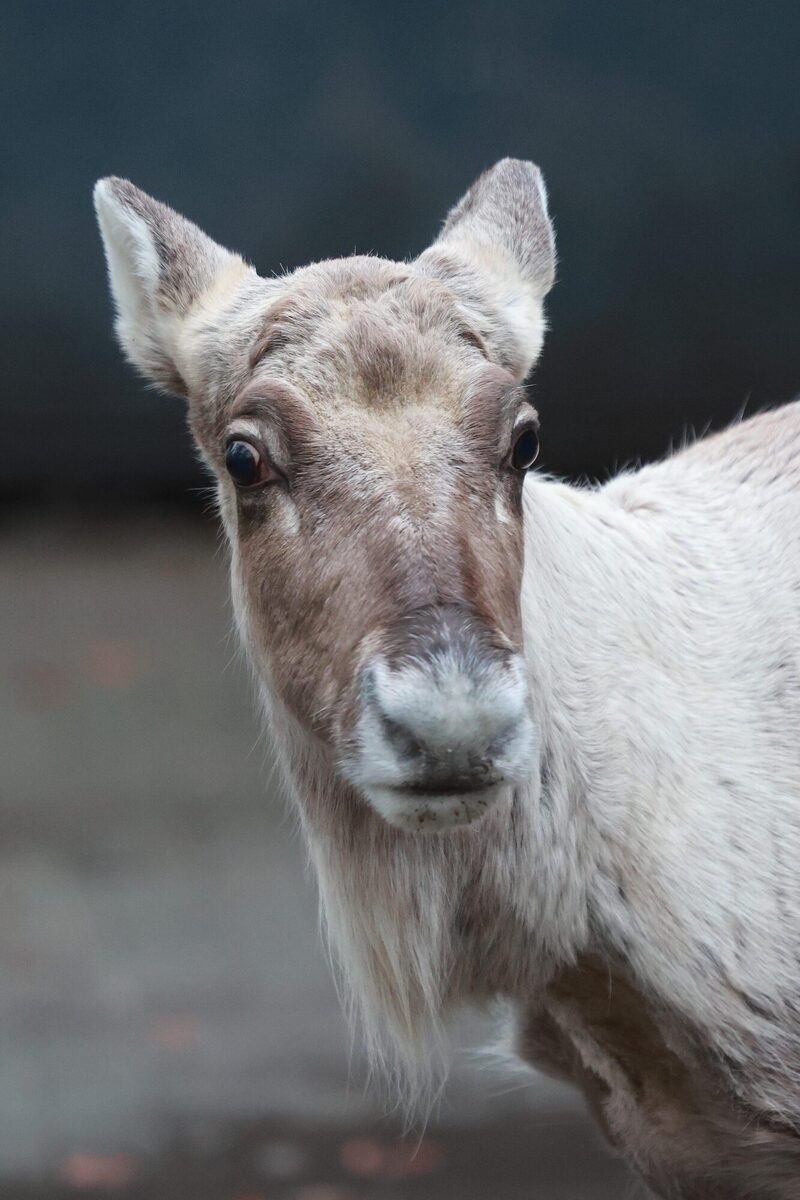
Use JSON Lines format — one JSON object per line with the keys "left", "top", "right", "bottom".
{"left": 95, "top": 160, "right": 800, "bottom": 1197}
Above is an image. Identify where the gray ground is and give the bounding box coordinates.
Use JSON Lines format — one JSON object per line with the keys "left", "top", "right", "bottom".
{"left": 0, "top": 514, "right": 637, "bottom": 1199}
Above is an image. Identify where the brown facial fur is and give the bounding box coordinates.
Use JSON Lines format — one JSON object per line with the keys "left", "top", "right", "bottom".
{"left": 203, "top": 261, "right": 531, "bottom": 753}
{"left": 95, "top": 156, "right": 558, "bottom": 1120}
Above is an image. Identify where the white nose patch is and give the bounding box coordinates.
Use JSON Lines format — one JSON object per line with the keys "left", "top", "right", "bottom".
{"left": 372, "top": 655, "right": 526, "bottom": 761}
{"left": 345, "top": 650, "right": 534, "bottom": 831}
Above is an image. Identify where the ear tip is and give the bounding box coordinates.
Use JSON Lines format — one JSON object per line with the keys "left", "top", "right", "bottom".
{"left": 490, "top": 156, "right": 541, "bottom": 174}
{"left": 93, "top": 178, "right": 110, "bottom": 206}
{"left": 493, "top": 155, "right": 535, "bottom": 169}
{"left": 93, "top": 176, "right": 140, "bottom": 216}
{"left": 489, "top": 157, "right": 546, "bottom": 189}
{"left": 486, "top": 158, "right": 551, "bottom": 220}
{"left": 93, "top": 176, "right": 120, "bottom": 215}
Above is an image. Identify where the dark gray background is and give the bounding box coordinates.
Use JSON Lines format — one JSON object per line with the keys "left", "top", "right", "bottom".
{"left": 4, "top": 0, "right": 799, "bottom": 502}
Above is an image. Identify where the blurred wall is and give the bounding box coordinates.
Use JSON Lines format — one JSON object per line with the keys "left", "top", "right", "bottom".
{"left": 3, "top": 0, "right": 799, "bottom": 501}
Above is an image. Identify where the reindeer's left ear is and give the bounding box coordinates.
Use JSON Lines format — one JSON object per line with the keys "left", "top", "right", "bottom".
{"left": 417, "top": 158, "right": 556, "bottom": 381}
{"left": 94, "top": 177, "right": 253, "bottom": 394}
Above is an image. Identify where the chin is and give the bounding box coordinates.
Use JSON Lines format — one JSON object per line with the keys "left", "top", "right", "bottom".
{"left": 363, "top": 782, "right": 510, "bottom": 832}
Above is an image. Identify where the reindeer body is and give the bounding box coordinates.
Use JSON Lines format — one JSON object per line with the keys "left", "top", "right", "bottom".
{"left": 514, "top": 407, "right": 800, "bottom": 1194}
{"left": 281, "top": 403, "right": 800, "bottom": 1198}
{"left": 95, "top": 160, "right": 800, "bottom": 1197}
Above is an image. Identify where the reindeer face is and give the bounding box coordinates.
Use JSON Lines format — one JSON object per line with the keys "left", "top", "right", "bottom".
{"left": 95, "top": 160, "right": 555, "bottom": 832}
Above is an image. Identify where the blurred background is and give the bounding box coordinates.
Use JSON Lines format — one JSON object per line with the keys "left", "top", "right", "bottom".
{"left": 2, "top": 1, "right": 798, "bottom": 1197}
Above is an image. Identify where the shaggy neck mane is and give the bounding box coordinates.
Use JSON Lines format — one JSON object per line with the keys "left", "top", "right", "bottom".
{"left": 255, "top": 478, "right": 630, "bottom": 1104}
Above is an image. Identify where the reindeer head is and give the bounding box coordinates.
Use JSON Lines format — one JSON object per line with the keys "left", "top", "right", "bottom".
{"left": 95, "top": 160, "right": 555, "bottom": 834}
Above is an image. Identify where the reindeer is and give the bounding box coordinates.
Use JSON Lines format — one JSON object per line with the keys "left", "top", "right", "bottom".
{"left": 95, "top": 160, "right": 800, "bottom": 1197}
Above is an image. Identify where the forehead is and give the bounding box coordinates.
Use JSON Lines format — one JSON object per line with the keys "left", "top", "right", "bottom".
{"left": 251, "top": 257, "right": 477, "bottom": 412}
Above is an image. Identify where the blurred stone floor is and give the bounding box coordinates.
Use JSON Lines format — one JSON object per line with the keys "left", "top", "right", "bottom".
{"left": 0, "top": 513, "right": 637, "bottom": 1199}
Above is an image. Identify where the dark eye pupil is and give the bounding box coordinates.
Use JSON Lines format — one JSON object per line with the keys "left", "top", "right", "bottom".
{"left": 225, "top": 440, "right": 261, "bottom": 486}
{"left": 511, "top": 428, "right": 539, "bottom": 471}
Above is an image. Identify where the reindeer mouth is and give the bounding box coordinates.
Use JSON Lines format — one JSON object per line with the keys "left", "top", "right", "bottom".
{"left": 362, "top": 779, "right": 510, "bottom": 832}
{"left": 389, "top": 777, "right": 505, "bottom": 799}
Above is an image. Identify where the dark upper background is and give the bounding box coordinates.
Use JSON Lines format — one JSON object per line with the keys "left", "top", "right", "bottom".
{"left": 4, "top": 0, "right": 799, "bottom": 503}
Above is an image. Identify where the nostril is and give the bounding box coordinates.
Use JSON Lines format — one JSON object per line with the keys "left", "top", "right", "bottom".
{"left": 378, "top": 711, "right": 424, "bottom": 761}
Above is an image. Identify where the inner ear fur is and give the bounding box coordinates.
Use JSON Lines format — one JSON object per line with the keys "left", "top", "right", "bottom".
{"left": 416, "top": 158, "right": 556, "bottom": 380}
{"left": 94, "top": 177, "right": 252, "bottom": 394}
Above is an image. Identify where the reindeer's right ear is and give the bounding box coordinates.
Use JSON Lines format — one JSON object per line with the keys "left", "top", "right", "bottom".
{"left": 94, "top": 178, "right": 252, "bottom": 394}
{"left": 417, "top": 159, "right": 556, "bottom": 381}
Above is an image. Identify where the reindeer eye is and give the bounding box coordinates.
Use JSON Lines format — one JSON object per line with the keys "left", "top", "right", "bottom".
{"left": 225, "top": 440, "right": 271, "bottom": 488}
{"left": 511, "top": 427, "right": 540, "bottom": 471}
